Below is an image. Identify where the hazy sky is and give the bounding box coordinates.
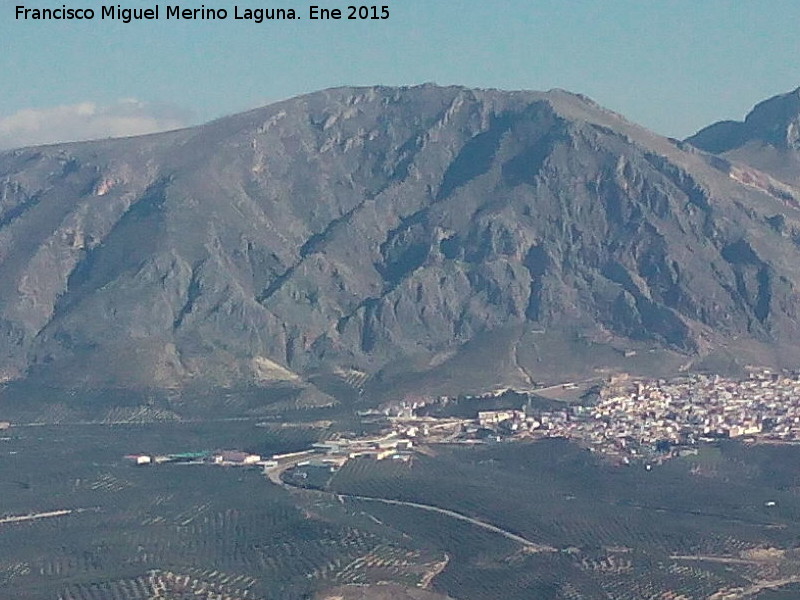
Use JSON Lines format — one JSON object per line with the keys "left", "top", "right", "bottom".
{"left": 2, "top": 0, "right": 800, "bottom": 148}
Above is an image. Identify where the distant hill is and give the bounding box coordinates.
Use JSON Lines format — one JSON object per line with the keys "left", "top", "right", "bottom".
{"left": 686, "top": 87, "right": 800, "bottom": 185}
{"left": 2, "top": 85, "right": 800, "bottom": 398}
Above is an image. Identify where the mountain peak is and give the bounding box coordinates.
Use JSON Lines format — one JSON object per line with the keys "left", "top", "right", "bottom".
{"left": 2, "top": 85, "right": 800, "bottom": 396}
{"left": 687, "top": 86, "right": 800, "bottom": 154}
{"left": 744, "top": 86, "right": 800, "bottom": 149}
{"left": 685, "top": 87, "right": 800, "bottom": 186}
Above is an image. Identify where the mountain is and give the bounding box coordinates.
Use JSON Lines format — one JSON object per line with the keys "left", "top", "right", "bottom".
{"left": 686, "top": 87, "right": 800, "bottom": 185}
{"left": 2, "top": 84, "right": 800, "bottom": 397}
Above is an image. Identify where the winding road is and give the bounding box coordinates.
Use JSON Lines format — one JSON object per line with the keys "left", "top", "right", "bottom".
{"left": 266, "top": 458, "right": 557, "bottom": 553}
{"left": 336, "top": 493, "right": 557, "bottom": 552}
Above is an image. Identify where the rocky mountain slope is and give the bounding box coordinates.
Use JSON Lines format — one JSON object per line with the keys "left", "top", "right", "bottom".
{"left": 2, "top": 84, "right": 800, "bottom": 393}
{"left": 686, "top": 87, "right": 800, "bottom": 186}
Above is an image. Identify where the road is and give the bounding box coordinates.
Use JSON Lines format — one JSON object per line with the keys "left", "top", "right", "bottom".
{"left": 267, "top": 455, "right": 557, "bottom": 553}
{"left": 338, "top": 494, "right": 557, "bottom": 553}
{"left": 0, "top": 507, "right": 95, "bottom": 525}
{"left": 264, "top": 450, "right": 316, "bottom": 485}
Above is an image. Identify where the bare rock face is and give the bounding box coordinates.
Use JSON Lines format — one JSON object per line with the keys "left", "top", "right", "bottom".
{"left": 2, "top": 85, "right": 800, "bottom": 391}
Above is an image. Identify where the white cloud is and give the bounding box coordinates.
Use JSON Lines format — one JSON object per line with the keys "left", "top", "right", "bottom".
{"left": 0, "top": 99, "right": 194, "bottom": 150}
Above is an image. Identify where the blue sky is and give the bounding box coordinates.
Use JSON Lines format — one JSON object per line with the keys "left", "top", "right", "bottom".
{"left": 2, "top": 0, "right": 800, "bottom": 148}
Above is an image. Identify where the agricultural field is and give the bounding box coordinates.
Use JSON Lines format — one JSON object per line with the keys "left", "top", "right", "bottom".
{"left": 314, "top": 584, "right": 453, "bottom": 600}
{"left": 0, "top": 421, "right": 441, "bottom": 599}
{"left": 319, "top": 440, "right": 800, "bottom": 599}
{"left": 5, "top": 412, "right": 800, "bottom": 598}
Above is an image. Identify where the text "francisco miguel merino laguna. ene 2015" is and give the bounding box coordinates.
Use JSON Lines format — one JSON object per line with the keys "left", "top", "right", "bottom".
{"left": 15, "top": 5, "right": 299, "bottom": 22}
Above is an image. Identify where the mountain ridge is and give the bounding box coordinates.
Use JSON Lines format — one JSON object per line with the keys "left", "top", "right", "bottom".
{"left": 686, "top": 86, "right": 800, "bottom": 186}
{"left": 1, "top": 84, "right": 800, "bottom": 398}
